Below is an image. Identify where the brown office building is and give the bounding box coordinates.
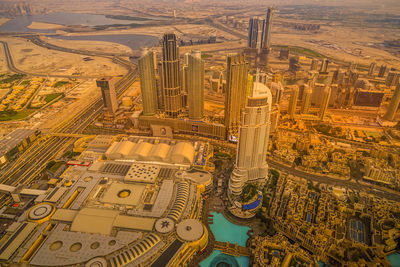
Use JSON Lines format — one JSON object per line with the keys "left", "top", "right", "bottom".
{"left": 162, "top": 33, "right": 182, "bottom": 118}
{"left": 97, "top": 77, "right": 118, "bottom": 116}
{"left": 224, "top": 54, "right": 249, "bottom": 138}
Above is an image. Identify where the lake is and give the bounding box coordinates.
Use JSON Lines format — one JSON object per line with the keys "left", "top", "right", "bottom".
{"left": 48, "top": 34, "right": 159, "bottom": 52}
{"left": 0, "top": 12, "right": 156, "bottom": 33}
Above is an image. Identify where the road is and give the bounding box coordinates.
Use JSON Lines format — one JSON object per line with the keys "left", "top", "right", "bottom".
{"left": 0, "top": 40, "right": 99, "bottom": 79}
{"left": 206, "top": 19, "right": 246, "bottom": 40}
{"left": 0, "top": 38, "right": 138, "bottom": 207}
{"left": 267, "top": 158, "right": 400, "bottom": 202}
{"left": 26, "top": 35, "right": 132, "bottom": 58}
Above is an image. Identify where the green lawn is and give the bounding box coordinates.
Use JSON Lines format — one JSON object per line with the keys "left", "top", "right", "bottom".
{"left": 21, "top": 80, "right": 30, "bottom": 86}
{"left": 273, "top": 45, "right": 324, "bottom": 58}
{"left": 292, "top": 47, "right": 324, "bottom": 58}
{"left": 0, "top": 109, "right": 36, "bottom": 121}
{"left": 53, "top": 81, "right": 69, "bottom": 88}
{"left": 45, "top": 93, "right": 64, "bottom": 103}
{"left": 0, "top": 74, "right": 24, "bottom": 84}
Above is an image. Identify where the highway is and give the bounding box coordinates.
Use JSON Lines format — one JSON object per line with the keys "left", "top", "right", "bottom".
{"left": 0, "top": 38, "right": 138, "bottom": 207}
{"left": 0, "top": 40, "right": 99, "bottom": 79}
{"left": 266, "top": 158, "right": 400, "bottom": 202}
{"left": 26, "top": 35, "right": 132, "bottom": 58}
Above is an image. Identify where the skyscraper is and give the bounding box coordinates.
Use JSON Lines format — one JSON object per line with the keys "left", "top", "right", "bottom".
{"left": 259, "top": 7, "right": 274, "bottom": 67}
{"left": 187, "top": 51, "right": 204, "bottom": 119}
{"left": 319, "top": 86, "right": 331, "bottom": 120}
{"left": 225, "top": 54, "right": 249, "bottom": 138}
{"left": 229, "top": 81, "right": 272, "bottom": 196}
{"left": 301, "top": 84, "right": 313, "bottom": 114}
{"left": 162, "top": 33, "right": 182, "bottom": 118}
{"left": 138, "top": 49, "right": 158, "bottom": 115}
{"left": 320, "top": 58, "right": 329, "bottom": 73}
{"left": 289, "top": 56, "right": 301, "bottom": 72}
{"left": 97, "top": 77, "right": 118, "bottom": 116}
{"left": 156, "top": 61, "right": 165, "bottom": 110}
{"left": 378, "top": 65, "right": 387, "bottom": 78}
{"left": 288, "top": 85, "right": 299, "bottom": 119}
{"left": 386, "top": 71, "right": 400, "bottom": 87}
{"left": 261, "top": 7, "right": 273, "bottom": 50}
{"left": 368, "top": 62, "right": 376, "bottom": 76}
{"left": 270, "top": 80, "right": 283, "bottom": 133}
{"left": 310, "top": 58, "right": 319, "bottom": 71}
{"left": 248, "top": 17, "right": 259, "bottom": 49}
{"left": 384, "top": 84, "right": 400, "bottom": 121}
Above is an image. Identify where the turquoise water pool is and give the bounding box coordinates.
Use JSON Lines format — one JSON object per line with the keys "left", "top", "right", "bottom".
{"left": 388, "top": 253, "right": 400, "bottom": 266}
{"left": 200, "top": 212, "right": 251, "bottom": 267}
{"left": 208, "top": 212, "right": 251, "bottom": 247}
{"left": 200, "top": 250, "right": 249, "bottom": 267}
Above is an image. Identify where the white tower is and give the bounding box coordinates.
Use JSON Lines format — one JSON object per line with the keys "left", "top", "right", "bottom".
{"left": 229, "top": 80, "right": 272, "bottom": 196}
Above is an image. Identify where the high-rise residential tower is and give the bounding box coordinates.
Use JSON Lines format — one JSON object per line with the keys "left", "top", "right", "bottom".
{"left": 162, "top": 33, "right": 182, "bottom": 118}
{"left": 386, "top": 71, "right": 400, "bottom": 87}
{"left": 384, "top": 84, "right": 400, "bottom": 121}
{"left": 368, "top": 62, "right": 376, "bottom": 76}
{"left": 270, "top": 81, "right": 283, "bottom": 133}
{"left": 229, "top": 81, "right": 272, "bottom": 196}
{"left": 319, "top": 86, "right": 331, "bottom": 120}
{"left": 187, "top": 51, "right": 204, "bottom": 119}
{"left": 289, "top": 56, "right": 301, "bottom": 72}
{"left": 97, "top": 77, "right": 118, "bottom": 116}
{"left": 248, "top": 17, "right": 260, "bottom": 49}
{"left": 320, "top": 58, "right": 329, "bottom": 73}
{"left": 258, "top": 7, "right": 274, "bottom": 67}
{"left": 288, "top": 85, "right": 299, "bottom": 119}
{"left": 138, "top": 49, "right": 158, "bottom": 115}
{"left": 310, "top": 58, "right": 319, "bottom": 71}
{"left": 301, "top": 84, "right": 313, "bottom": 114}
{"left": 225, "top": 54, "right": 249, "bottom": 138}
{"left": 378, "top": 65, "right": 387, "bottom": 78}
{"left": 261, "top": 7, "right": 273, "bottom": 50}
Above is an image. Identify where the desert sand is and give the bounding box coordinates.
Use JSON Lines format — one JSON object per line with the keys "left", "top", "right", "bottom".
{"left": 0, "top": 18, "right": 10, "bottom": 27}
{"left": 42, "top": 36, "right": 133, "bottom": 55}
{"left": 27, "top": 21, "right": 64, "bottom": 30}
{"left": 3, "top": 37, "right": 128, "bottom": 77}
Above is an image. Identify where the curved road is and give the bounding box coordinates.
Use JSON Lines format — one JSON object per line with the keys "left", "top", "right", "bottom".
{"left": 267, "top": 158, "right": 400, "bottom": 202}
{"left": 0, "top": 40, "right": 100, "bottom": 79}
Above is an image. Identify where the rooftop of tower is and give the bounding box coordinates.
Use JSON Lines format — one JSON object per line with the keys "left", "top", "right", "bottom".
{"left": 251, "top": 81, "right": 272, "bottom": 100}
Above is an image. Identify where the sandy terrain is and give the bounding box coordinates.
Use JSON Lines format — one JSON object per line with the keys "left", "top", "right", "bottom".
{"left": 271, "top": 23, "right": 400, "bottom": 67}
{"left": 0, "top": 89, "right": 8, "bottom": 99}
{"left": 4, "top": 37, "right": 128, "bottom": 77}
{"left": 0, "top": 18, "right": 10, "bottom": 27}
{"left": 55, "top": 20, "right": 399, "bottom": 67}
{"left": 27, "top": 21, "right": 64, "bottom": 30}
{"left": 42, "top": 36, "right": 133, "bottom": 55}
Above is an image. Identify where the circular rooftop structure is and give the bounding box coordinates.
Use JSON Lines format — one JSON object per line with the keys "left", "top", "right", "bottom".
{"left": 176, "top": 219, "right": 204, "bottom": 242}
{"left": 85, "top": 257, "right": 107, "bottom": 267}
{"left": 155, "top": 218, "right": 174, "bottom": 234}
{"left": 27, "top": 203, "right": 55, "bottom": 222}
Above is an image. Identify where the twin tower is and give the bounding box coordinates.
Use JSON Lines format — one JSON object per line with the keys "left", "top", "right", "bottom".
{"left": 139, "top": 33, "right": 204, "bottom": 120}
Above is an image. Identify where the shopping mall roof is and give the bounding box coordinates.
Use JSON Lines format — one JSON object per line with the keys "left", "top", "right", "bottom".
{"left": 105, "top": 140, "right": 195, "bottom": 165}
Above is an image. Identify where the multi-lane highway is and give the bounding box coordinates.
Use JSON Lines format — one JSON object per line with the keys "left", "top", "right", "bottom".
{"left": 0, "top": 37, "right": 138, "bottom": 207}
